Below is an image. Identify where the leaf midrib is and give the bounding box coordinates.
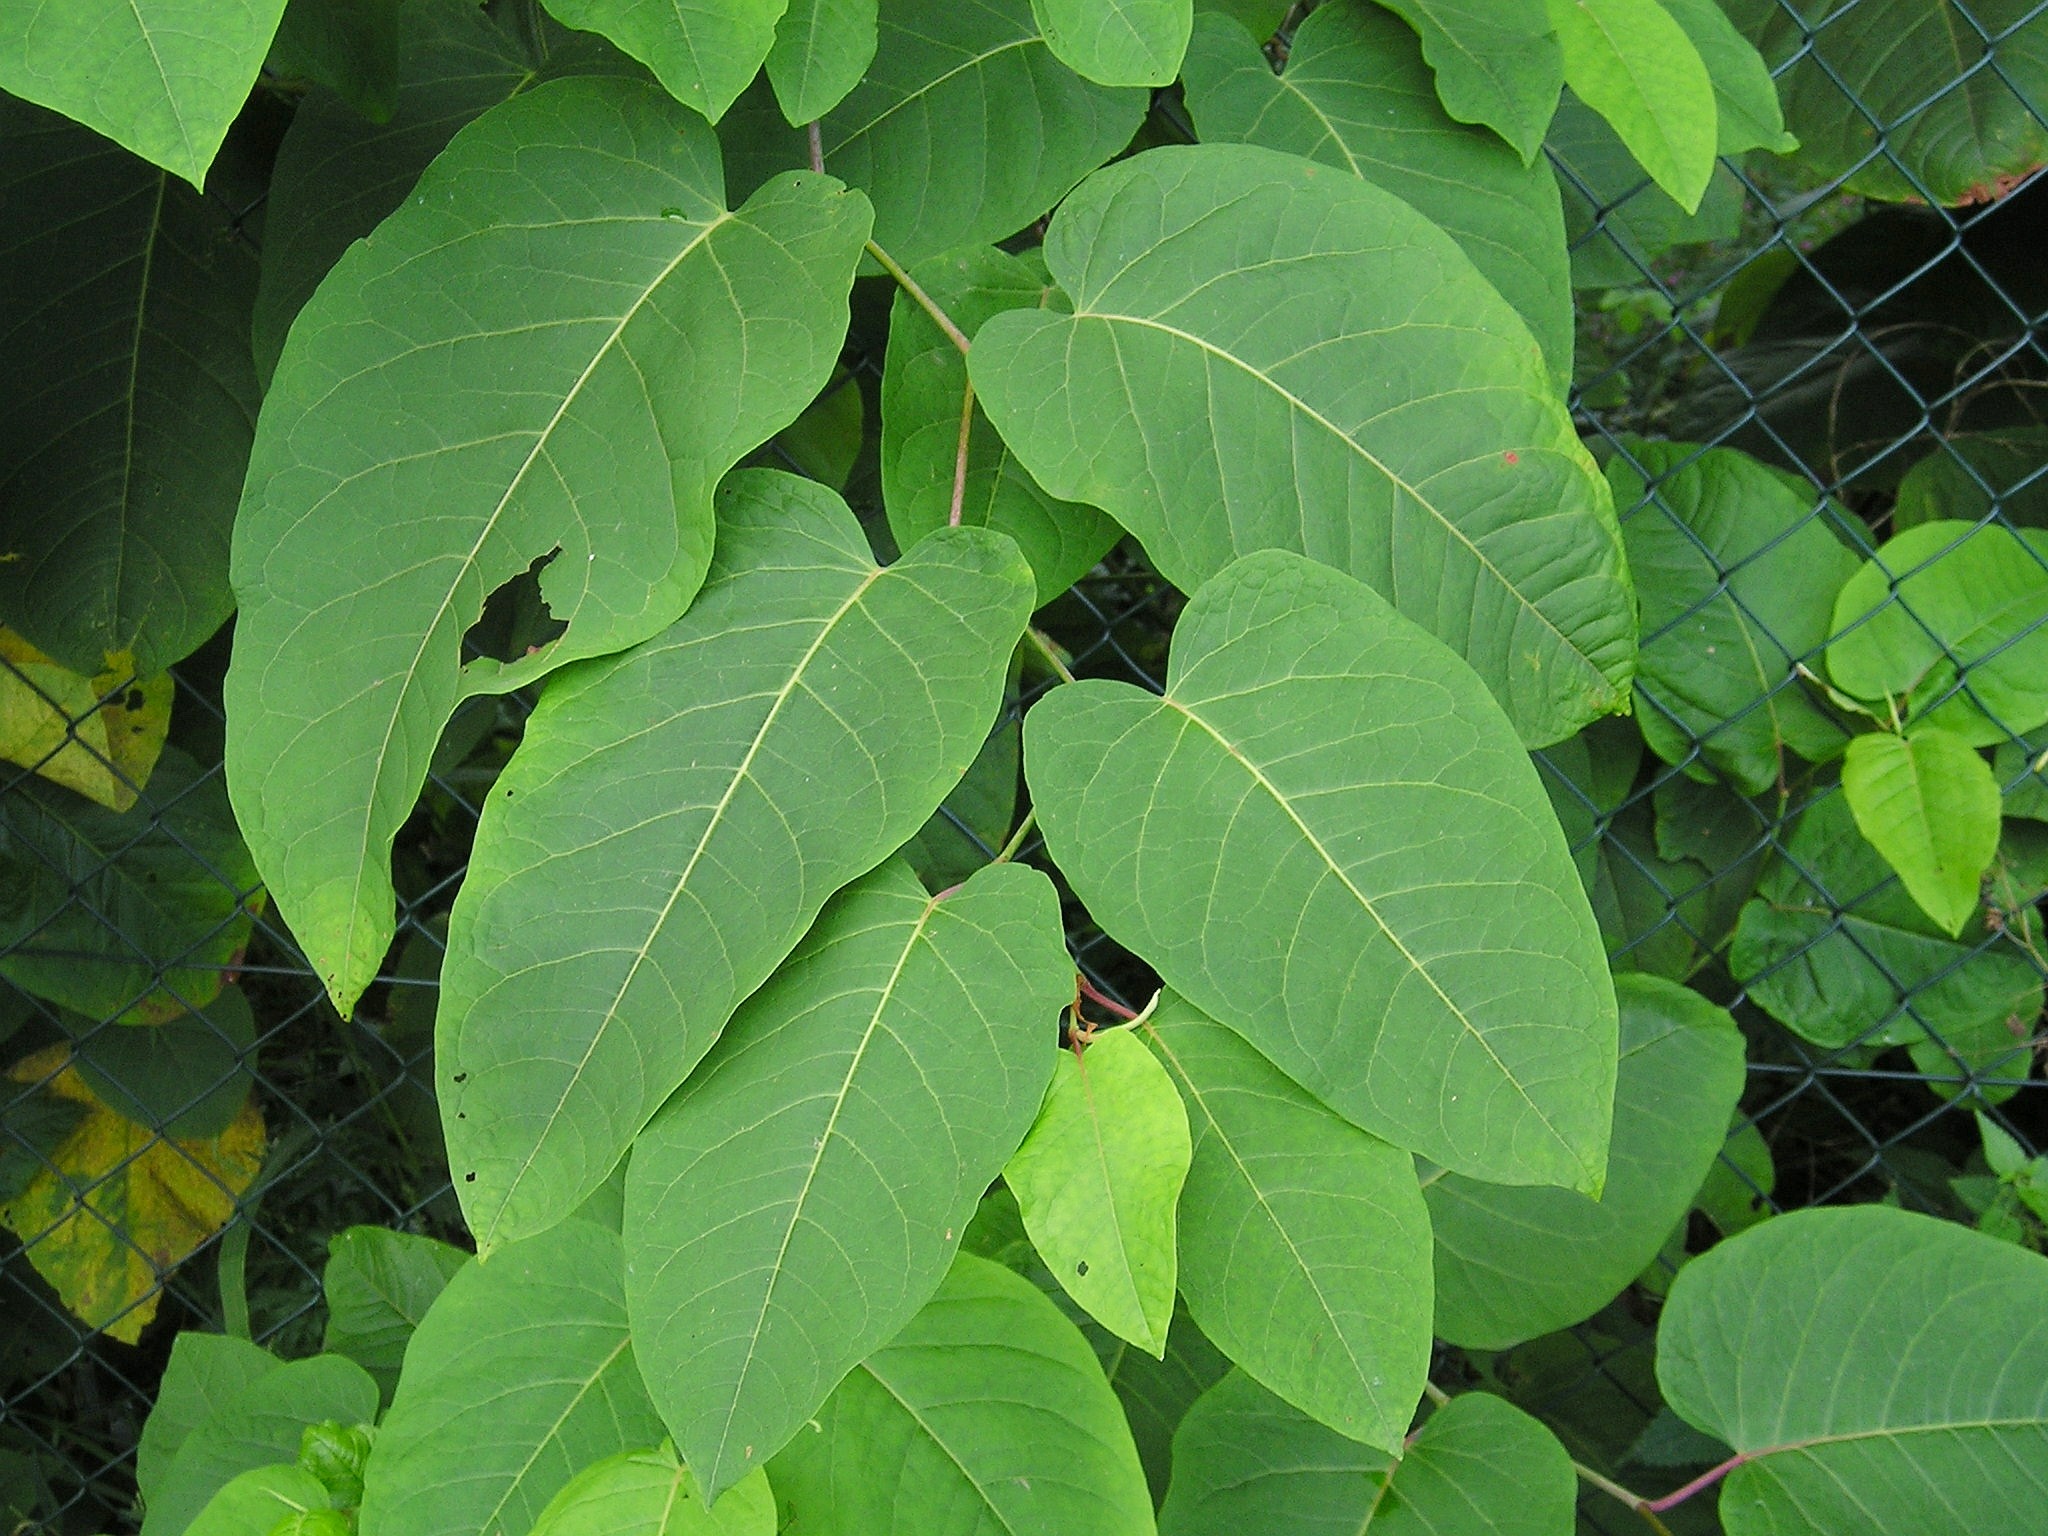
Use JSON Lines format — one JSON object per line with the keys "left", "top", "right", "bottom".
{"left": 471, "top": 1332, "right": 632, "bottom": 1535}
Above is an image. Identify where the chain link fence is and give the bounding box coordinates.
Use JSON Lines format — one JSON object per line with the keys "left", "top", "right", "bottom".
{"left": 7, "top": 3, "right": 2048, "bottom": 1528}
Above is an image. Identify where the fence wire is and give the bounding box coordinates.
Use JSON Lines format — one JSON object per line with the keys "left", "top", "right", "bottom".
{"left": 6, "top": 3, "right": 2048, "bottom": 1529}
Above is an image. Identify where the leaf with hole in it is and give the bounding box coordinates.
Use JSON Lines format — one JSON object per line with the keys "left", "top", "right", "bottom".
{"left": 1546, "top": 0, "right": 1716, "bottom": 212}
{"left": 543, "top": 0, "right": 787, "bottom": 120}
{"left": 1033, "top": 0, "right": 1192, "bottom": 85}
{"left": 765, "top": 0, "right": 878, "bottom": 121}
{"left": 973, "top": 144, "right": 1633, "bottom": 747}
{"left": 225, "top": 77, "right": 870, "bottom": 1018}
{"left": 1427, "top": 973, "right": 1744, "bottom": 1349}
{"left": 357, "top": 1220, "right": 665, "bottom": 1536}
{"left": 1028, "top": 551, "right": 1617, "bottom": 1191}
{"left": 623, "top": 857, "right": 1069, "bottom": 1499}
{"left": 1181, "top": 4, "right": 1572, "bottom": 383}
{"left": 1160, "top": 1373, "right": 1577, "bottom": 1536}
{"left": 1144, "top": 995, "right": 1433, "bottom": 1452}
{"left": 882, "top": 248, "right": 1121, "bottom": 607}
{"left": 1827, "top": 520, "right": 2048, "bottom": 746}
{"left": 0, "top": 630, "right": 172, "bottom": 812}
{"left": 1006, "top": 1024, "right": 1192, "bottom": 1357}
{"left": 765, "top": 1252, "right": 1154, "bottom": 1536}
{"left": 1842, "top": 728, "right": 2002, "bottom": 937}
{"left": 0, "top": 0, "right": 288, "bottom": 185}
{"left": 1370, "top": 0, "right": 1563, "bottom": 162}
{"left": 441, "top": 473, "right": 1035, "bottom": 1249}
{"left": 531, "top": 1449, "right": 774, "bottom": 1536}
{"left": 1659, "top": 1205, "right": 2048, "bottom": 1535}
{"left": 321, "top": 1227, "right": 471, "bottom": 1400}
{"left": 0, "top": 100, "right": 259, "bottom": 677}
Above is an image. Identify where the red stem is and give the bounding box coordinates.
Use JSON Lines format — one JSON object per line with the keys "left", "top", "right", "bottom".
{"left": 1643, "top": 1453, "right": 1749, "bottom": 1513}
{"left": 1077, "top": 975, "right": 1139, "bottom": 1021}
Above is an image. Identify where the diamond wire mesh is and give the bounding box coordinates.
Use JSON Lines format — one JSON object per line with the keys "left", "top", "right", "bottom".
{"left": 6, "top": 3, "right": 2048, "bottom": 1528}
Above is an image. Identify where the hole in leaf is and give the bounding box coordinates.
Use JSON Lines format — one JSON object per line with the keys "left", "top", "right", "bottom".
{"left": 464, "top": 549, "right": 568, "bottom": 663}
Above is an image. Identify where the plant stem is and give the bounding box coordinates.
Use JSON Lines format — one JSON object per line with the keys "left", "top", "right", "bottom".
{"left": 1643, "top": 1452, "right": 1748, "bottom": 1513}
{"left": 866, "top": 240, "right": 972, "bottom": 355}
{"left": 949, "top": 376, "right": 976, "bottom": 527}
{"left": 993, "top": 807, "right": 1037, "bottom": 864}
{"left": 807, "top": 120, "right": 825, "bottom": 175}
{"left": 1024, "top": 626, "right": 1077, "bottom": 684}
{"left": 1077, "top": 974, "right": 1139, "bottom": 1020}
{"left": 1422, "top": 1380, "right": 1452, "bottom": 1406}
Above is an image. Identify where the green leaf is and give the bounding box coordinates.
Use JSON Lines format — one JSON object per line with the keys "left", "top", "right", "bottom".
{"left": 1027, "top": 551, "right": 1617, "bottom": 1191}
{"left": 358, "top": 1220, "right": 665, "bottom": 1536}
{"left": 1368, "top": 0, "right": 1563, "bottom": 162}
{"left": 1695, "top": 1119, "right": 1774, "bottom": 1235}
{"left": 973, "top": 144, "right": 1633, "bottom": 746}
{"left": 0, "top": 0, "right": 289, "bottom": 185}
{"left": 137, "top": 1334, "right": 282, "bottom": 1512}
{"left": 765, "top": 0, "right": 878, "bottom": 121}
{"left": 1106, "top": 1306, "right": 1232, "bottom": 1505}
{"left": 69, "top": 984, "right": 258, "bottom": 1139}
{"left": 1426, "top": 973, "right": 1745, "bottom": 1349}
{"left": 1006, "top": 1024, "right": 1191, "bottom": 1356}
{"left": 1658, "top": 1206, "right": 2048, "bottom": 1535}
{"left": 268, "top": 0, "right": 401, "bottom": 120}
{"left": 622, "top": 857, "right": 1069, "bottom": 1497}
{"left": 1181, "top": 5, "right": 1572, "bottom": 384}
{"left": 1545, "top": 0, "right": 1717, "bottom": 212}
{"left": 320, "top": 1227, "right": 471, "bottom": 1400}
{"left": 440, "top": 473, "right": 1034, "bottom": 1247}
{"left": 543, "top": 0, "right": 787, "bottom": 120}
{"left": 225, "top": 77, "right": 870, "bottom": 1016}
{"left": 187, "top": 1465, "right": 338, "bottom": 1536}
{"left": 765, "top": 1253, "right": 1154, "bottom": 1536}
{"left": 898, "top": 700, "right": 1021, "bottom": 889}
{"left": 1895, "top": 427, "right": 2048, "bottom": 533}
{"left": 1609, "top": 439, "right": 1860, "bottom": 795}
{"left": 1653, "top": 0, "right": 1794, "bottom": 155}
{"left": 531, "top": 1450, "right": 774, "bottom": 1536}
{"left": 1842, "top": 728, "right": 2002, "bottom": 936}
{"left": 1144, "top": 994, "right": 1433, "bottom": 1453}
{"left": 1161, "top": 1374, "right": 1577, "bottom": 1536}
{"left": 0, "top": 100, "right": 259, "bottom": 677}
{"left": 1827, "top": 520, "right": 2048, "bottom": 745}
{"left": 142, "top": 1356, "right": 378, "bottom": 1536}
{"left": 0, "top": 748, "right": 259, "bottom": 1025}
{"left": 882, "top": 248, "right": 1121, "bottom": 606}
{"left": 1032, "top": 0, "right": 1192, "bottom": 85}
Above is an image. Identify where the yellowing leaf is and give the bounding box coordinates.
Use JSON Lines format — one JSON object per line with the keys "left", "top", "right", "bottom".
{"left": 1, "top": 1046, "right": 264, "bottom": 1343}
{"left": 0, "top": 629, "right": 172, "bottom": 811}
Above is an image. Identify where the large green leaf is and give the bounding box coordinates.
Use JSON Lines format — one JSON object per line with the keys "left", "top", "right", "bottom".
{"left": 1006, "top": 1023, "right": 1191, "bottom": 1356}
{"left": 1426, "top": 973, "right": 1745, "bottom": 1348}
{"left": 1369, "top": 0, "right": 1563, "bottom": 162}
{"left": 1161, "top": 1374, "right": 1577, "bottom": 1536}
{"left": 0, "top": 0, "right": 288, "bottom": 185}
{"left": 0, "top": 100, "right": 258, "bottom": 677}
{"left": 973, "top": 144, "right": 1633, "bottom": 746}
{"left": 68, "top": 984, "right": 257, "bottom": 1138}
{"left": 766, "top": 1253, "right": 1154, "bottom": 1535}
{"left": 267, "top": 0, "right": 402, "bottom": 120}
{"left": 1033, "top": 0, "right": 1192, "bottom": 85}
{"left": 622, "top": 857, "right": 1069, "bottom": 1498}
{"left": 1546, "top": 0, "right": 1716, "bottom": 211}
{"left": 531, "top": 1450, "right": 774, "bottom": 1536}
{"left": 1609, "top": 439, "right": 1859, "bottom": 795}
{"left": 1658, "top": 1206, "right": 2048, "bottom": 1535}
{"left": 136, "top": 1334, "right": 280, "bottom": 1512}
{"left": 1655, "top": 0, "right": 1795, "bottom": 155}
{"left": 1180, "top": 4, "right": 1572, "bottom": 384}
{"left": 1107, "top": 1307, "right": 1232, "bottom": 1505}
{"left": 765, "top": 0, "right": 878, "bottom": 120}
{"left": 441, "top": 473, "right": 1034, "bottom": 1247}
{"left": 1827, "top": 519, "right": 2048, "bottom": 746}
{"left": 1842, "top": 728, "right": 2002, "bottom": 937}
{"left": 225, "top": 77, "right": 870, "bottom": 1016}
{"left": 358, "top": 1220, "right": 665, "bottom": 1536}
{"left": 1028, "top": 552, "right": 1617, "bottom": 1190}
{"left": 321, "top": 1226, "right": 471, "bottom": 1400}
{"left": 881, "top": 248, "right": 1122, "bottom": 606}
{"left": 1144, "top": 994, "right": 1433, "bottom": 1452}
{"left": 543, "top": 0, "right": 786, "bottom": 120}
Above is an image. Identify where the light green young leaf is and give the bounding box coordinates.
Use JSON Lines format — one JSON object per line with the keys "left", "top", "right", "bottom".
{"left": 0, "top": 0, "right": 289, "bottom": 186}
{"left": 321, "top": 1227, "right": 471, "bottom": 1400}
{"left": 1654, "top": 0, "right": 1794, "bottom": 154}
{"left": 1032, "top": 0, "right": 1192, "bottom": 85}
{"left": 765, "top": 0, "right": 878, "bottom": 121}
{"left": 531, "top": 1450, "right": 773, "bottom": 1536}
{"left": 1181, "top": 4, "right": 1573, "bottom": 384}
{"left": 1842, "top": 728, "right": 2001, "bottom": 937}
{"left": 358, "top": 1221, "right": 665, "bottom": 1536}
{"left": 1658, "top": 1206, "right": 2048, "bottom": 1535}
{"left": 623, "top": 858, "right": 1069, "bottom": 1499}
{"left": 441, "top": 474, "right": 1035, "bottom": 1248}
{"left": 1546, "top": 0, "right": 1717, "bottom": 211}
{"left": 0, "top": 99, "right": 258, "bottom": 677}
{"left": 1006, "top": 1024, "right": 1192, "bottom": 1357}
{"left": 881, "top": 248, "right": 1121, "bottom": 606}
{"left": 1028, "top": 552, "right": 1618, "bottom": 1191}
{"left": 1160, "top": 1375, "right": 1577, "bottom": 1536}
{"left": 765, "top": 1253, "right": 1154, "bottom": 1536}
{"left": 1369, "top": 0, "right": 1563, "bottom": 162}
{"left": 136, "top": 1334, "right": 281, "bottom": 1511}
{"left": 1827, "top": 519, "right": 2048, "bottom": 745}
{"left": 543, "top": 0, "right": 787, "bottom": 120}
{"left": 973, "top": 144, "right": 1633, "bottom": 747}
{"left": 186, "top": 1465, "right": 338, "bottom": 1536}
{"left": 1427, "top": 974, "right": 1744, "bottom": 1349}
{"left": 1145, "top": 994, "right": 1433, "bottom": 1452}
{"left": 225, "top": 77, "right": 870, "bottom": 1017}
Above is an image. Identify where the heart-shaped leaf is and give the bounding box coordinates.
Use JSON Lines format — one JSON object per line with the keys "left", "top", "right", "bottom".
{"left": 542, "top": 0, "right": 787, "bottom": 121}
{"left": 765, "top": 0, "right": 879, "bottom": 120}
{"left": 1842, "top": 728, "right": 2002, "bottom": 936}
